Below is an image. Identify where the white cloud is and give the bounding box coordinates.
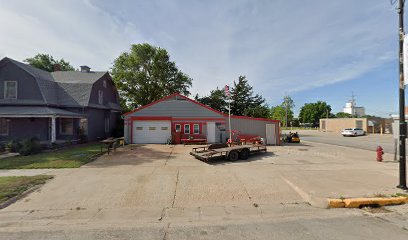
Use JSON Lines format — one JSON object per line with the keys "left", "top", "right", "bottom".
{"left": 0, "top": 0, "right": 141, "bottom": 70}
{"left": 0, "top": 0, "right": 398, "bottom": 106}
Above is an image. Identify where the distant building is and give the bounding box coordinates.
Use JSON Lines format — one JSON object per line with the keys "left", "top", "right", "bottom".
{"left": 320, "top": 117, "right": 390, "bottom": 134}
{"left": 343, "top": 93, "right": 365, "bottom": 117}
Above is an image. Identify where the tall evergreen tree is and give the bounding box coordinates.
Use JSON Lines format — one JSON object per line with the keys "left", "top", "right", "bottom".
{"left": 230, "top": 76, "right": 268, "bottom": 117}
{"left": 196, "top": 76, "right": 269, "bottom": 118}
{"left": 195, "top": 88, "right": 228, "bottom": 113}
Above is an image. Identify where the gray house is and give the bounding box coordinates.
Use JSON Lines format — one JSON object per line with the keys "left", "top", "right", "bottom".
{"left": 123, "top": 93, "right": 280, "bottom": 145}
{"left": 0, "top": 57, "right": 121, "bottom": 144}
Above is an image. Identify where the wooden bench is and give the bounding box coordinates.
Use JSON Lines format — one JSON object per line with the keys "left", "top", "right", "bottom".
{"left": 181, "top": 134, "right": 207, "bottom": 145}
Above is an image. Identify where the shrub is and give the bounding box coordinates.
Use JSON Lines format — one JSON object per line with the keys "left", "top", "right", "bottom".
{"left": 18, "top": 137, "right": 42, "bottom": 156}
{"left": 77, "top": 127, "right": 87, "bottom": 144}
{"left": 6, "top": 140, "right": 22, "bottom": 153}
{"left": 0, "top": 143, "right": 5, "bottom": 153}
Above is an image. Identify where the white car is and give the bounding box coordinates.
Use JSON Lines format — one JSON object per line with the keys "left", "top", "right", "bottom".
{"left": 341, "top": 128, "right": 365, "bottom": 137}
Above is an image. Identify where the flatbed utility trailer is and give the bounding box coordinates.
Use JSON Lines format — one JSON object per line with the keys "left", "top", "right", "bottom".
{"left": 190, "top": 143, "right": 267, "bottom": 162}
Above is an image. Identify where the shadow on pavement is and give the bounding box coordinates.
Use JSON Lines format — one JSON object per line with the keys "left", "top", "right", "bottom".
{"left": 84, "top": 145, "right": 175, "bottom": 167}
{"left": 206, "top": 151, "right": 275, "bottom": 165}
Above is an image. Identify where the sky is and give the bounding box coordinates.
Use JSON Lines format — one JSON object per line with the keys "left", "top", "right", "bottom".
{"left": 0, "top": 0, "right": 403, "bottom": 117}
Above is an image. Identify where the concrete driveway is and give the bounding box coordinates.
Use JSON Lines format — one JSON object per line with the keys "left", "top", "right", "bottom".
{"left": 0, "top": 142, "right": 407, "bottom": 239}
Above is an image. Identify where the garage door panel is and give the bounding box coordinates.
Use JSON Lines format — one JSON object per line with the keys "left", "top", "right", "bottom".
{"left": 133, "top": 121, "right": 171, "bottom": 144}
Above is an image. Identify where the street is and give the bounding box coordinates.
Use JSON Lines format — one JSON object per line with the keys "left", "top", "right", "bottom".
{"left": 288, "top": 130, "right": 398, "bottom": 154}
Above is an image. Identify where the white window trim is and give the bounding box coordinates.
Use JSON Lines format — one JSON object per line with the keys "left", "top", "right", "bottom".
{"left": 98, "top": 90, "right": 103, "bottom": 104}
{"left": 0, "top": 119, "right": 9, "bottom": 136}
{"left": 59, "top": 118, "right": 73, "bottom": 135}
{"left": 175, "top": 124, "right": 181, "bottom": 132}
{"left": 4, "top": 81, "right": 17, "bottom": 99}
{"left": 103, "top": 80, "right": 107, "bottom": 88}
{"left": 184, "top": 124, "right": 190, "bottom": 134}
{"left": 193, "top": 124, "right": 200, "bottom": 134}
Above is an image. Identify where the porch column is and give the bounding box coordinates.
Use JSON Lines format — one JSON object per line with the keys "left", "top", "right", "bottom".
{"left": 51, "top": 116, "right": 56, "bottom": 143}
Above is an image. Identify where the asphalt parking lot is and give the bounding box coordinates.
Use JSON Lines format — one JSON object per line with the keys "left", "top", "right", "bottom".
{"left": 286, "top": 130, "right": 398, "bottom": 154}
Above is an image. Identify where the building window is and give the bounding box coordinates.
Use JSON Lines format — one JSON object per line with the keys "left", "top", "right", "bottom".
{"left": 98, "top": 90, "right": 103, "bottom": 104}
{"left": 60, "top": 118, "right": 73, "bottom": 135}
{"left": 161, "top": 127, "right": 168, "bottom": 130}
{"left": 193, "top": 124, "right": 200, "bottom": 134}
{"left": 0, "top": 119, "right": 9, "bottom": 136}
{"left": 4, "top": 81, "right": 17, "bottom": 99}
{"left": 103, "top": 80, "right": 107, "bottom": 88}
{"left": 149, "top": 127, "right": 156, "bottom": 130}
{"left": 175, "top": 124, "right": 181, "bottom": 132}
{"left": 105, "top": 117, "right": 110, "bottom": 133}
{"left": 136, "top": 127, "right": 143, "bottom": 130}
{"left": 184, "top": 124, "right": 190, "bottom": 134}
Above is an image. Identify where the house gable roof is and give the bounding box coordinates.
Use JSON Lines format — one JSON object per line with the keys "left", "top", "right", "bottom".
{"left": 124, "top": 93, "right": 225, "bottom": 118}
{"left": 123, "top": 93, "right": 224, "bottom": 117}
{"left": 1, "top": 57, "right": 58, "bottom": 105}
{"left": 0, "top": 57, "right": 120, "bottom": 110}
{"left": 123, "top": 93, "right": 279, "bottom": 123}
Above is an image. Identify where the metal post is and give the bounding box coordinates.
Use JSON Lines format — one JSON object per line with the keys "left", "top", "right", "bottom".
{"left": 228, "top": 99, "right": 232, "bottom": 145}
{"left": 285, "top": 102, "right": 288, "bottom": 128}
{"left": 397, "top": 0, "right": 407, "bottom": 189}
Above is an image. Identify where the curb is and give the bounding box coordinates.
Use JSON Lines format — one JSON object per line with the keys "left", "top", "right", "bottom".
{"left": 328, "top": 197, "right": 408, "bottom": 208}
{"left": 0, "top": 185, "right": 42, "bottom": 210}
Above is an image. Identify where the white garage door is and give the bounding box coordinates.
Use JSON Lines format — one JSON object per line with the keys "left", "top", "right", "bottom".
{"left": 132, "top": 121, "right": 171, "bottom": 144}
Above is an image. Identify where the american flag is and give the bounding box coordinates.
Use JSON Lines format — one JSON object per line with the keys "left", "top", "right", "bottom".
{"left": 224, "top": 85, "right": 230, "bottom": 97}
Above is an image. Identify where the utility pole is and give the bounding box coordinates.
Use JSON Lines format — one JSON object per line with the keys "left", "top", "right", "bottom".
{"left": 285, "top": 102, "right": 288, "bottom": 128}
{"left": 397, "top": 0, "right": 407, "bottom": 189}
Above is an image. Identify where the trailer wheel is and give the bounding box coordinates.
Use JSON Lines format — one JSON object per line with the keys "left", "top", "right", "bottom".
{"left": 228, "top": 150, "right": 239, "bottom": 162}
{"left": 239, "top": 148, "right": 250, "bottom": 160}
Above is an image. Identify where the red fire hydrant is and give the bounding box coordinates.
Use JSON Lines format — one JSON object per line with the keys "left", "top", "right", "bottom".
{"left": 376, "top": 146, "right": 384, "bottom": 162}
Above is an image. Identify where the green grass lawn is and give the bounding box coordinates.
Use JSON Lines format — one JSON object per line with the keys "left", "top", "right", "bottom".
{"left": 0, "top": 144, "right": 105, "bottom": 169}
{"left": 0, "top": 175, "right": 53, "bottom": 205}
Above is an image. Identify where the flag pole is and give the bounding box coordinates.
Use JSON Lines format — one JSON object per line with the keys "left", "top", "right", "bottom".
{"left": 225, "top": 84, "right": 232, "bottom": 145}
{"left": 229, "top": 97, "right": 232, "bottom": 145}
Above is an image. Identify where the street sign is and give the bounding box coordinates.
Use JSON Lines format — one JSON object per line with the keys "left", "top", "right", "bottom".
{"left": 404, "top": 34, "right": 408, "bottom": 85}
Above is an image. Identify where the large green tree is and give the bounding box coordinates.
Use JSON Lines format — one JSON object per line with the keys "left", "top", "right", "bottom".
{"left": 335, "top": 112, "right": 353, "bottom": 118}
{"left": 282, "top": 95, "right": 295, "bottom": 127}
{"left": 230, "top": 76, "right": 269, "bottom": 118}
{"left": 111, "top": 43, "right": 192, "bottom": 109}
{"left": 270, "top": 105, "right": 286, "bottom": 124}
{"left": 299, "top": 101, "right": 332, "bottom": 127}
{"left": 270, "top": 95, "right": 295, "bottom": 126}
{"left": 24, "top": 54, "right": 75, "bottom": 72}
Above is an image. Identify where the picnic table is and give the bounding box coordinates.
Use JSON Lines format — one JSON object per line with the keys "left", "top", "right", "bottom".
{"left": 100, "top": 137, "right": 125, "bottom": 154}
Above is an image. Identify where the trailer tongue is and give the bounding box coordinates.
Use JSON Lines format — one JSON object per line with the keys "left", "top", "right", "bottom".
{"left": 190, "top": 143, "right": 267, "bottom": 162}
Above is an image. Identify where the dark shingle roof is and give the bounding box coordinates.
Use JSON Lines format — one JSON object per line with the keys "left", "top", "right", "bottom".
{"left": 51, "top": 71, "right": 106, "bottom": 106}
{"left": 51, "top": 71, "right": 106, "bottom": 84}
{"left": 6, "top": 58, "right": 59, "bottom": 105}
{"left": 0, "top": 106, "right": 85, "bottom": 117}
{"left": 1, "top": 57, "right": 119, "bottom": 110}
